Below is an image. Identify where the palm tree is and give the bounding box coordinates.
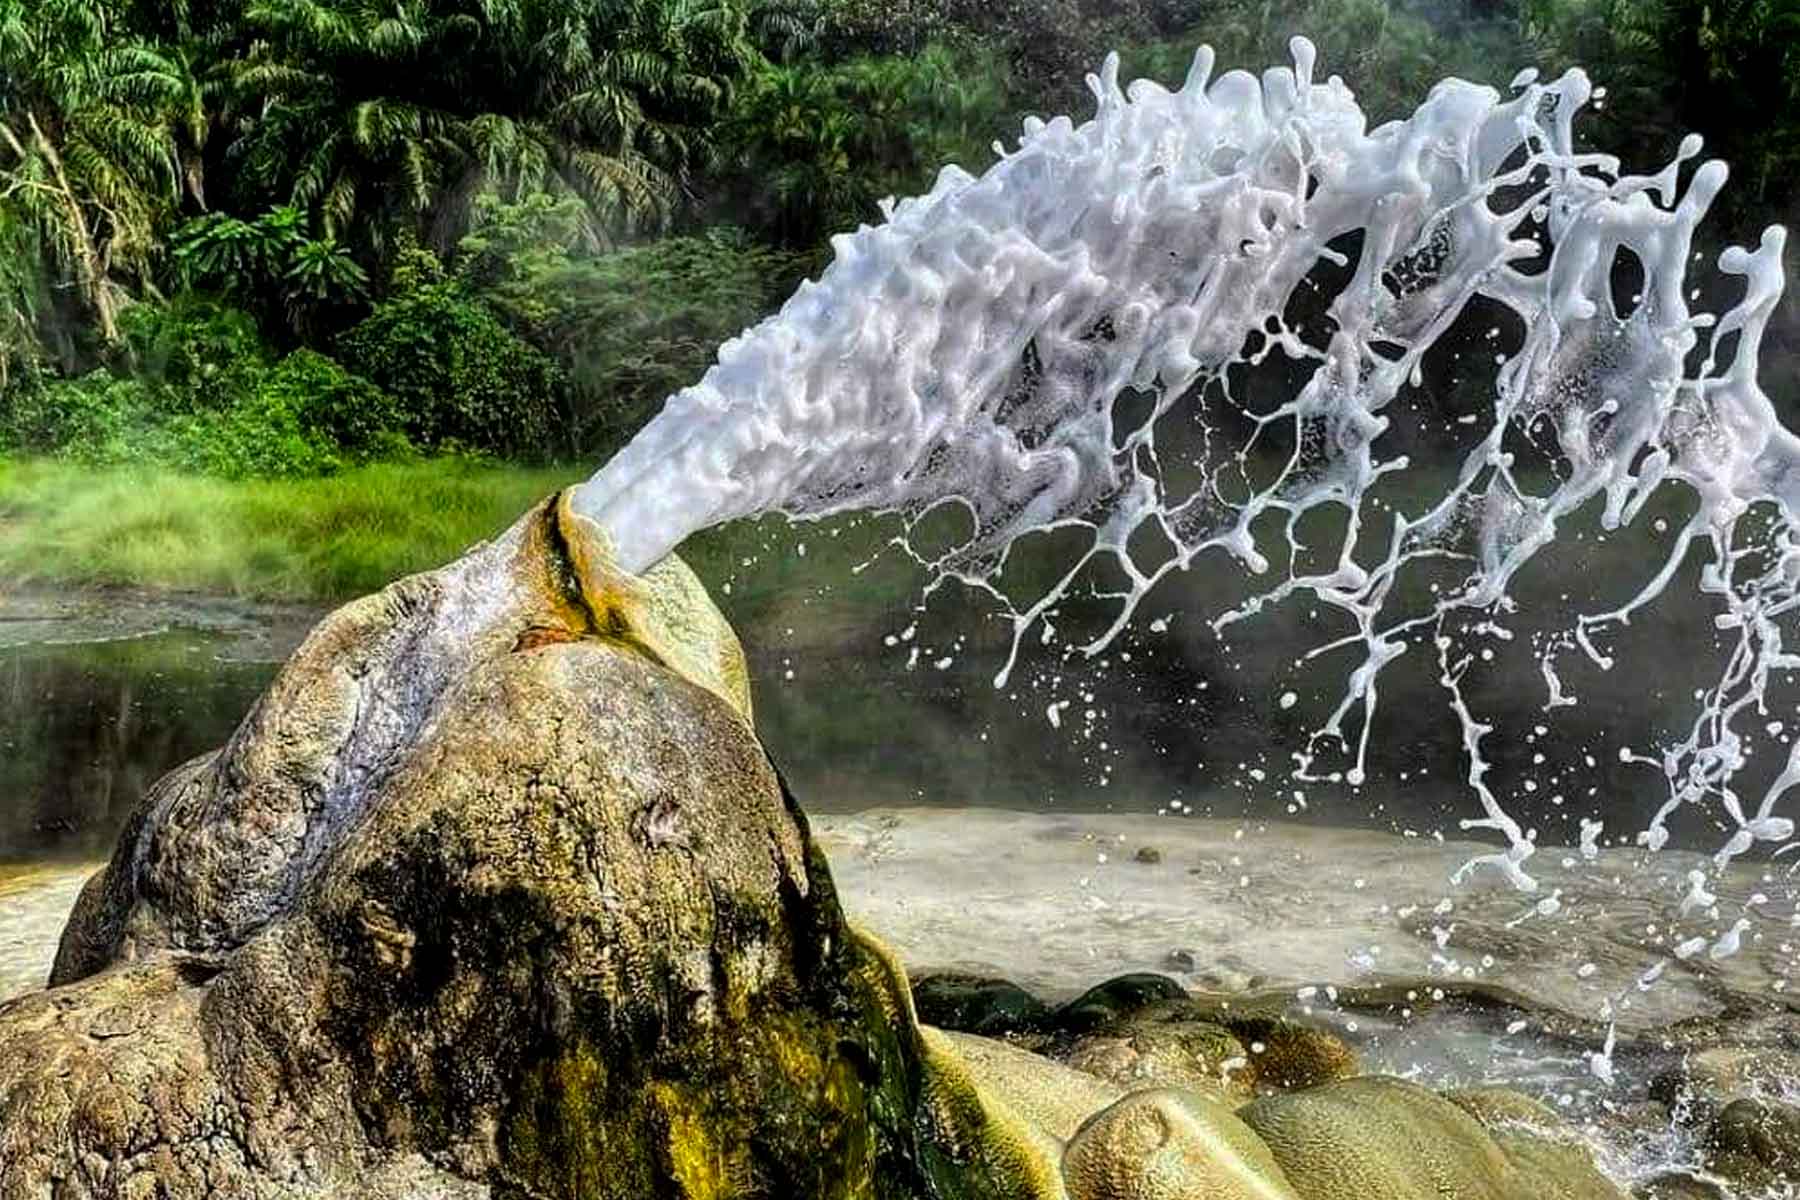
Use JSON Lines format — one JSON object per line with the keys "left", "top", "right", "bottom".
{"left": 0, "top": 208, "right": 48, "bottom": 386}
{"left": 0, "top": 0, "right": 193, "bottom": 351}
{"left": 720, "top": 45, "right": 1001, "bottom": 246}
{"left": 222, "top": 0, "right": 761, "bottom": 266}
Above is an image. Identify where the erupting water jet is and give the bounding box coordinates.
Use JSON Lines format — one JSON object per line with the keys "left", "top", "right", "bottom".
{"left": 573, "top": 37, "right": 1795, "bottom": 890}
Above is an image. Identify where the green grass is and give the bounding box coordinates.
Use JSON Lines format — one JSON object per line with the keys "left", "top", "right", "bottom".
{"left": 0, "top": 455, "right": 925, "bottom": 631}
{"left": 0, "top": 457, "right": 587, "bottom": 602}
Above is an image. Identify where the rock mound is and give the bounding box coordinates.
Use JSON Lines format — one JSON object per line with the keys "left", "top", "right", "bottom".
{"left": 0, "top": 493, "right": 1635, "bottom": 1200}
{"left": 2, "top": 497, "right": 932, "bottom": 1198}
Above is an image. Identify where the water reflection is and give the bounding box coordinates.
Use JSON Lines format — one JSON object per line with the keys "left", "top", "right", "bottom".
{"left": 0, "top": 534, "right": 1758, "bottom": 867}
{"left": 0, "top": 633, "right": 280, "bottom": 861}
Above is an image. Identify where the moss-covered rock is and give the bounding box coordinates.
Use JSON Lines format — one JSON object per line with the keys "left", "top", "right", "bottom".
{"left": 1226, "top": 1019, "right": 1358, "bottom": 1092}
{"left": 1240, "top": 1077, "right": 1626, "bottom": 1200}
{"left": 0, "top": 494, "right": 1633, "bottom": 1200}
{"left": 0, "top": 495, "right": 946, "bottom": 1199}
{"left": 930, "top": 1028, "right": 1125, "bottom": 1143}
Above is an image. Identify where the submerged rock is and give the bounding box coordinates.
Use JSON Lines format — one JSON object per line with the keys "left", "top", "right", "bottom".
{"left": 914, "top": 972, "right": 1055, "bottom": 1037}
{"left": 1649, "top": 1045, "right": 1800, "bottom": 1126}
{"left": 1057, "top": 1001, "right": 1254, "bottom": 1102}
{"left": 1241, "top": 1077, "right": 1626, "bottom": 1200}
{"left": 1702, "top": 1096, "right": 1800, "bottom": 1191}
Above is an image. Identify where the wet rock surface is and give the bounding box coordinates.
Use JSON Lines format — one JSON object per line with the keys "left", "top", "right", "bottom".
{"left": 0, "top": 498, "right": 1661, "bottom": 1198}
{"left": 1650, "top": 1044, "right": 1800, "bottom": 1124}
{"left": 914, "top": 971, "right": 1359, "bottom": 1103}
{"left": 1631, "top": 1175, "right": 1731, "bottom": 1200}
{"left": 1701, "top": 1097, "right": 1800, "bottom": 1192}
{"left": 912, "top": 972, "right": 1054, "bottom": 1038}
{"left": 0, "top": 498, "right": 940, "bottom": 1198}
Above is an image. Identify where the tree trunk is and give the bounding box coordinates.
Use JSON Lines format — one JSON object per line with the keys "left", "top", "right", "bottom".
{"left": 16, "top": 112, "right": 118, "bottom": 344}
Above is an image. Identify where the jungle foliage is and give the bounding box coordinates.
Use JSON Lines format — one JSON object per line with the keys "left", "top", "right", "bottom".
{"left": 0, "top": 0, "right": 1794, "bottom": 478}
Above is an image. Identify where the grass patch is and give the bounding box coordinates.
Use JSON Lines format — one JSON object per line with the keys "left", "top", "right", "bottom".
{"left": 0, "top": 457, "right": 586, "bottom": 602}
{"left": 0, "top": 455, "right": 922, "bottom": 629}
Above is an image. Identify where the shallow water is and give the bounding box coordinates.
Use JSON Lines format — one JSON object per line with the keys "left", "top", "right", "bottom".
{"left": 0, "top": 807, "right": 1775, "bottom": 1192}
{"left": 0, "top": 862, "right": 90, "bottom": 1000}
{"left": 5, "top": 585, "right": 1791, "bottom": 997}
{"left": 1, "top": 587, "right": 1791, "bottom": 1192}
{"left": 0, "top": 591, "right": 317, "bottom": 862}
{"left": 4, "top": 545, "right": 1772, "bottom": 855}
{"left": 814, "top": 807, "right": 1791, "bottom": 1030}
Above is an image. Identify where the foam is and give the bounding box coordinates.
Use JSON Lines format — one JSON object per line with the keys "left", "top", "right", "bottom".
{"left": 573, "top": 39, "right": 1793, "bottom": 887}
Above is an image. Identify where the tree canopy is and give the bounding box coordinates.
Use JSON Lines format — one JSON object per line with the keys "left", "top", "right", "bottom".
{"left": 0, "top": 0, "right": 1793, "bottom": 473}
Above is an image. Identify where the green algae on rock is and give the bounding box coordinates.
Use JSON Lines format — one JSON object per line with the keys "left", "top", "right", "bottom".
{"left": 0, "top": 496, "right": 938, "bottom": 1198}
{"left": 0, "top": 493, "right": 1634, "bottom": 1199}
{"left": 1064, "top": 1089, "right": 1303, "bottom": 1200}
{"left": 1240, "top": 1077, "right": 1628, "bottom": 1200}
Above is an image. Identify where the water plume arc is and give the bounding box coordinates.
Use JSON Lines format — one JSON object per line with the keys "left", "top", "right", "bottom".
{"left": 572, "top": 38, "right": 1795, "bottom": 886}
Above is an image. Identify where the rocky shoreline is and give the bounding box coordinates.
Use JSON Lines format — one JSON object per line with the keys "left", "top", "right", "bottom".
{"left": 0, "top": 494, "right": 1794, "bottom": 1198}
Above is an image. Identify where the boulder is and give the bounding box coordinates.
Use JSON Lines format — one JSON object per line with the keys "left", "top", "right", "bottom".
{"left": 925, "top": 1027, "right": 1124, "bottom": 1144}
{"left": 1041, "top": 983, "right": 1357, "bottom": 1100}
{"left": 1443, "top": 1088, "right": 1627, "bottom": 1199}
{"left": 1239, "top": 1077, "right": 1628, "bottom": 1200}
{"left": 1062, "top": 1089, "right": 1301, "bottom": 1200}
{"left": 1060, "top": 1023, "right": 1252, "bottom": 1102}
{"left": 914, "top": 973, "right": 1054, "bottom": 1037}
{"left": 1054, "top": 975, "right": 1191, "bottom": 1034}
{"left": 0, "top": 496, "right": 946, "bottom": 1199}
{"left": 0, "top": 491, "right": 1634, "bottom": 1200}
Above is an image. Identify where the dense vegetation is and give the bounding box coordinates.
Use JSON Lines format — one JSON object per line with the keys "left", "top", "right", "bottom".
{"left": 0, "top": 0, "right": 1794, "bottom": 516}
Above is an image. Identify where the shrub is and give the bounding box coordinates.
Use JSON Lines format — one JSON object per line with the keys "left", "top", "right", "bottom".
{"left": 458, "top": 198, "right": 802, "bottom": 460}
{"left": 0, "top": 297, "right": 410, "bottom": 479}
{"left": 0, "top": 371, "right": 139, "bottom": 460}
{"left": 117, "top": 297, "right": 268, "bottom": 405}
{"left": 257, "top": 349, "right": 410, "bottom": 458}
{"left": 170, "top": 206, "right": 370, "bottom": 338}
{"left": 149, "top": 394, "right": 346, "bottom": 479}
{"left": 335, "top": 281, "right": 562, "bottom": 460}
{"left": 149, "top": 350, "right": 411, "bottom": 479}
{"left": 2, "top": 369, "right": 345, "bottom": 479}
